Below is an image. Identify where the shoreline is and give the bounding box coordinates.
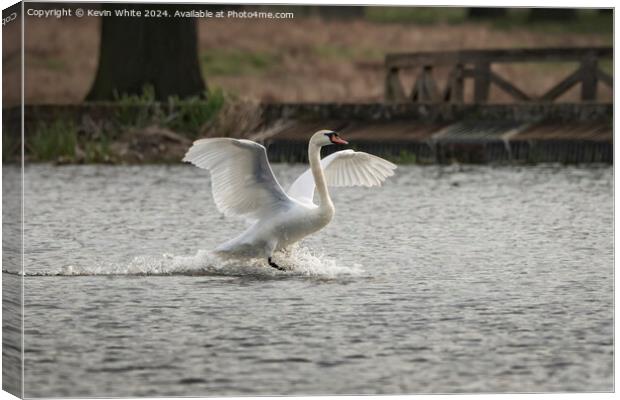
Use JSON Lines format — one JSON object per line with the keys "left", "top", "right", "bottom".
{"left": 3, "top": 102, "right": 613, "bottom": 165}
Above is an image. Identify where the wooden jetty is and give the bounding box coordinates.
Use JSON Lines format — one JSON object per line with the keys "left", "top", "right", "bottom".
{"left": 263, "top": 47, "right": 613, "bottom": 164}
{"left": 259, "top": 102, "right": 612, "bottom": 164}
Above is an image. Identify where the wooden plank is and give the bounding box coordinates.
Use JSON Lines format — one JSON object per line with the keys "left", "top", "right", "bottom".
{"left": 580, "top": 54, "right": 598, "bottom": 101}
{"left": 597, "top": 68, "right": 613, "bottom": 88}
{"left": 489, "top": 70, "right": 530, "bottom": 101}
{"left": 540, "top": 67, "right": 583, "bottom": 101}
{"left": 384, "top": 67, "right": 407, "bottom": 103}
{"left": 473, "top": 62, "right": 491, "bottom": 103}
{"left": 385, "top": 47, "right": 613, "bottom": 69}
{"left": 443, "top": 64, "right": 465, "bottom": 103}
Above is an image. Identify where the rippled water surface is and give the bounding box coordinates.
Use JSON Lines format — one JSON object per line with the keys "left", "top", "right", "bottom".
{"left": 8, "top": 163, "right": 613, "bottom": 396}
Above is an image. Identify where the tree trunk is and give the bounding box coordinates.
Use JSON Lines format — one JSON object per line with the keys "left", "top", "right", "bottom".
{"left": 87, "top": 4, "right": 206, "bottom": 101}
{"left": 467, "top": 8, "right": 507, "bottom": 19}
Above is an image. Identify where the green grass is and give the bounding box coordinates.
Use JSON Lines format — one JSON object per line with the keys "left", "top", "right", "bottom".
{"left": 31, "top": 57, "right": 67, "bottom": 72}
{"left": 113, "top": 84, "right": 158, "bottom": 128}
{"left": 111, "top": 85, "right": 227, "bottom": 136}
{"left": 83, "top": 138, "right": 112, "bottom": 163}
{"left": 201, "top": 49, "right": 279, "bottom": 76}
{"left": 40, "top": 58, "right": 66, "bottom": 71}
{"left": 44, "top": 59, "right": 65, "bottom": 71}
{"left": 29, "top": 120, "right": 77, "bottom": 161}
{"left": 21, "top": 85, "right": 231, "bottom": 163}
{"left": 365, "top": 7, "right": 612, "bottom": 36}
{"left": 489, "top": 9, "right": 613, "bottom": 35}
{"left": 395, "top": 149, "right": 418, "bottom": 164}
{"left": 166, "top": 88, "right": 227, "bottom": 134}
{"left": 313, "top": 44, "right": 383, "bottom": 61}
{"left": 365, "top": 6, "right": 467, "bottom": 25}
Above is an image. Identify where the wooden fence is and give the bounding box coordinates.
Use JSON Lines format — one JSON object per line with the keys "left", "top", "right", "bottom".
{"left": 384, "top": 47, "right": 613, "bottom": 104}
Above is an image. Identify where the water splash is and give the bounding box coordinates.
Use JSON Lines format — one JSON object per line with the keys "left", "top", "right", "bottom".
{"left": 8, "top": 246, "right": 363, "bottom": 278}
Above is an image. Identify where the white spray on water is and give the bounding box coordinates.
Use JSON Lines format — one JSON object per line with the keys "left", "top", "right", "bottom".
{"left": 19, "top": 245, "right": 363, "bottom": 278}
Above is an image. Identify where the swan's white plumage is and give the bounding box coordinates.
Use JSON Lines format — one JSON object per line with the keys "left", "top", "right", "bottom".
{"left": 182, "top": 138, "right": 292, "bottom": 220}
{"left": 183, "top": 132, "right": 397, "bottom": 262}
{"left": 287, "top": 150, "right": 397, "bottom": 204}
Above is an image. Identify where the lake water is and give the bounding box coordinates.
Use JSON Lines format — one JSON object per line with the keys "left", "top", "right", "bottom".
{"left": 4, "top": 163, "right": 613, "bottom": 396}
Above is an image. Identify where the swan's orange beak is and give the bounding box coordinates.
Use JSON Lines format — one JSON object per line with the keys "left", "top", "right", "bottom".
{"left": 330, "top": 135, "right": 348, "bottom": 145}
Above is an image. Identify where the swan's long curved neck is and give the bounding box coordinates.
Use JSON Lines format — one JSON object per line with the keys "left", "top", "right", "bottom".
{"left": 308, "top": 144, "right": 334, "bottom": 211}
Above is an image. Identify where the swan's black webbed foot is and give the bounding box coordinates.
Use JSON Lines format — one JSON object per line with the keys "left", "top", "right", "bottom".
{"left": 268, "top": 257, "right": 285, "bottom": 271}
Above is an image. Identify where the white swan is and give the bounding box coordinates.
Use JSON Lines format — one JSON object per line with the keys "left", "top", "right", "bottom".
{"left": 182, "top": 130, "right": 396, "bottom": 270}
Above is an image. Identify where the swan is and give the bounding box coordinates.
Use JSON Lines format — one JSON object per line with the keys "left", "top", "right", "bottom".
{"left": 182, "top": 130, "right": 397, "bottom": 271}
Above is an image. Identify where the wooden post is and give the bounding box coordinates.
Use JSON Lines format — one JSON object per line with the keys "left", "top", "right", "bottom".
{"left": 385, "top": 67, "right": 407, "bottom": 103}
{"left": 473, "top": 62, "right": 491, "bottom": 103}
{"left": 411, "top": 65, "right": 440, "bottom": 102}
{"left": 581, "top": 53, "right": 598, "bottom": 101}
{"left": 444, "top": 64, "right": 464, "bottom": 103}
{"left": 422, "top": 65, "right": 440, "bottom": 102}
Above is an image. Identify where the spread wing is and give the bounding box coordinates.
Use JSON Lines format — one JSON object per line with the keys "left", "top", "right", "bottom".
{"left": 183, "top": 138, "right": 293, "bottom": 220}
{"left": 287, "top": 150, "right": 397, "bottom": 204}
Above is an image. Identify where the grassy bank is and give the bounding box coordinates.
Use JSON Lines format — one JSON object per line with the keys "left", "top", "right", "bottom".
{"left": 6, "top": 101, "right": 612, "bottom": 166}
{"left": 7, "top": 88, "right": 230, "bottom": 164}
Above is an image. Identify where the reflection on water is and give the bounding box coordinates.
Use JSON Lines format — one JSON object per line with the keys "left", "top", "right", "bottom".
{"left": 9, "top": 163, "right": 613, "bottom": 396}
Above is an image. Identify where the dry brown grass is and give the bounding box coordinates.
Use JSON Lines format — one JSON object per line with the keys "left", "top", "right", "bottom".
{"left": 201, "top": 97, "right": 263, "bottom": 138}
{"left": 5, "top": 15, "right": 612, "bottom": 106}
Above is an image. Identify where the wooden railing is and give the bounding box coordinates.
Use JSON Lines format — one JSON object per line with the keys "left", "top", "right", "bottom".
{"left": 384, "top": 47, "right": 613, "bottom": 104}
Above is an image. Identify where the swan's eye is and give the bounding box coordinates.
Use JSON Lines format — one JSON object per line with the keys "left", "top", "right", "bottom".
{"left": 324, "top": 131, "right": 338, "bottom": 140}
